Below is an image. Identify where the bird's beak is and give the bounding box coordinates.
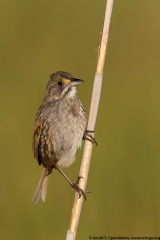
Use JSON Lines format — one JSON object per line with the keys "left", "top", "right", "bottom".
{"left": 70, "top": 78, "right": 84, "bottom": 87}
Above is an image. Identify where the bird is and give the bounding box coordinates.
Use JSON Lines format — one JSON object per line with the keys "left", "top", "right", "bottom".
{"left": 32, "top": 71, "right": 96, "bottom": 204}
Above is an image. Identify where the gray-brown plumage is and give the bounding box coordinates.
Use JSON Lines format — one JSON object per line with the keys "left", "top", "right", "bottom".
{"left": 32, "top": 71, "right": 96, "bottom": 204}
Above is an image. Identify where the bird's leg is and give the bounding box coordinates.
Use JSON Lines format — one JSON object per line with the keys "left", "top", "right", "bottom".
{"left": 56, "top": 168, "right": 86, "bottom": 200}
{"left": 83, "top": 130, "right": 97, "bottom": 145}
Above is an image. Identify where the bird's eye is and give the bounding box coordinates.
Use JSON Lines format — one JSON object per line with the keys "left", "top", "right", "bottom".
{"left": 58, "top": 81, "right": 63, "bottom": 86}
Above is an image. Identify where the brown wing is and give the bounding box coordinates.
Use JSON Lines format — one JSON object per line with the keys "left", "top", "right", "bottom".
{"left": 32, "top": 122, "right": 42, "bottom": 164}
{"left": 32, "top": 106, "right": 44, "bottom": 165}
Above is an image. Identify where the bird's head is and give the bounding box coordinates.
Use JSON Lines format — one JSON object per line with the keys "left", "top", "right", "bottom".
{"left": 44, "top": 71, "right": 84, "bottom": 102}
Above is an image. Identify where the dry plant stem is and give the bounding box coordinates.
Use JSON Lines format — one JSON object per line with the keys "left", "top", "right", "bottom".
{"left": 66, "top": 0, "right": 114, "bottom": 239}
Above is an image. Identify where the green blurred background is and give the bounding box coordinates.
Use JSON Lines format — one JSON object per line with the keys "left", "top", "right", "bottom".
{"left": 0, "top": 0, "right": 160, "bottom": 238}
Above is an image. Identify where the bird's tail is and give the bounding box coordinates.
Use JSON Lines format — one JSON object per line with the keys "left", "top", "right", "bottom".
{"left": 32, "top": 168, "right": 52, "bottom": 204}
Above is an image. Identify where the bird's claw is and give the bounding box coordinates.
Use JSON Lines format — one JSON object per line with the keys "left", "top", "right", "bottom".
{"left": 72, "top": 183, "right": 86, "bottom": 201}
{"left": 83, "top": 130, "right": 97, "bottom": 145}
{"left": 72, "top": 176, "right": 86, "bottom": 200}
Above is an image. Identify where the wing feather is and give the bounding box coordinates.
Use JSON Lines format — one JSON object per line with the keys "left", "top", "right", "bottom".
{"left": 32, "top": 106, "right": 45, "bottom": 165}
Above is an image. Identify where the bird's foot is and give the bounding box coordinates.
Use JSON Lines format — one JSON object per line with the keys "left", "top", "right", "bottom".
{"left": 83, "top": 130, "right": 97, "bottom": 145}
{"left": 71, "top": 176, "right": 86, "bottom": 201}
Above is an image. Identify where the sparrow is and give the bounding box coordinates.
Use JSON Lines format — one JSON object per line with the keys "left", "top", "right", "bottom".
{"left": 32, "top": 71, "right": 96, "bottom": 204}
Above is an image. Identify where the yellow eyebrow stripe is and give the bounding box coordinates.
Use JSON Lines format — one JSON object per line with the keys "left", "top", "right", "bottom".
{"left": 61, "top": 78, "right": 70, "bottom": 83}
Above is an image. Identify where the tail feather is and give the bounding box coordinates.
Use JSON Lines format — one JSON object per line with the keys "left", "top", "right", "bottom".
{"left": 41, "top": 173, "right": 49, "bottom": 202}
{"left": 32, "top": 168, "right": 49, "bottom": 204}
